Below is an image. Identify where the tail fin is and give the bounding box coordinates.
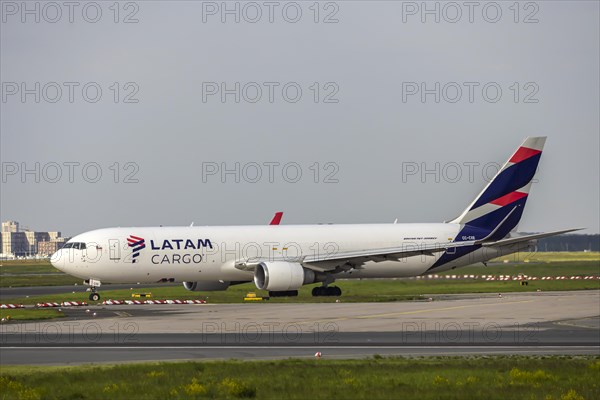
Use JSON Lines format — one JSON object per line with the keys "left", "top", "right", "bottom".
{"left": 269, "top": 212, "right": 283, "bottom": 225}
{"left": 450, "top": 136, "right": 546, "bottom": 241}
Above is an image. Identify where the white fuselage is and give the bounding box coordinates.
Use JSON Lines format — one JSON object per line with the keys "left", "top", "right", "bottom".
{"left": 51, "top": 224, "right": 523, "bottom": 284}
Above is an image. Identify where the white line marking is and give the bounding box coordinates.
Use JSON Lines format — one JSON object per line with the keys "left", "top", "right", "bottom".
{"left": 5, "top": 345, "right": 599, "bottom": 350}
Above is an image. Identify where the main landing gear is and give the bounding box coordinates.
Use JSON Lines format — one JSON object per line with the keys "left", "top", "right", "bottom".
{"left": 312, "top": 286, "right": 342, "bottom": 297}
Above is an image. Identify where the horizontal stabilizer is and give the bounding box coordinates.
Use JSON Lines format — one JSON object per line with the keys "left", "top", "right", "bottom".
{"left": 482, "top": 228, "right": 584, "bottom": 247}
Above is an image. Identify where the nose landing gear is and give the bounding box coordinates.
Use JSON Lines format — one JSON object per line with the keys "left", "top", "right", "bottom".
{"left": 89, "top": 290, "right": 100, "bottom": 302}
{"left": 84, "top": 279, "right": 102, "bottom": 302}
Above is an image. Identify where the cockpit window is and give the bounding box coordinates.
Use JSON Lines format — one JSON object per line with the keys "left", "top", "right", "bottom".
{"left": 64, "top": 242, "right": 86, "bottom": 250}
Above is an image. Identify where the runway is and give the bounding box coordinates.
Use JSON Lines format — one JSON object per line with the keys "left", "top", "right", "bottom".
{"left": 1, "top": 290, "right": 599, "bottom": 365}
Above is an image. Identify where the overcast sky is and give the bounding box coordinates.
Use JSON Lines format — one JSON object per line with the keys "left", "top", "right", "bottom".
{"left": 1, "top": 1, "right": 598, "bottom": 236}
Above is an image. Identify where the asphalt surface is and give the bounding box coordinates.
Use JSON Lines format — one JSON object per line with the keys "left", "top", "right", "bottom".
{"left": 1, "top": 290, "right": 599, "bottom": 365}
{"left": 0, "top": 283, "right": 178, "bottom": 301}
{"left": 4, "top": 345, "right": 599, "bottom": 365}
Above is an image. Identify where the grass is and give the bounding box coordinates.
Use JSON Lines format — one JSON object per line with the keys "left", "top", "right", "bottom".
{"left": 2, "top": 271, "right": 598, "bottom": 307}
{"left": 1, "top": 256, "right": 598, "bottom": 309}
{"left": 1, "top": 356, "right": 598, "bottom": 399}
{"left": 0, "top": 260, "right": 80, "bottom": 287}
{"left": 0, "top": 259, "right": 62, "bottom": 273}
{"left": 439, "top": 260, "right": 600, "bottom": 278}
{"left": 0, "top": 253, "right": 597, "bottom": 288}
{"left": 0, "top": 308, "right": 64, "bottom": 321}
{"left": 491, "top": 251, "right": 600, "bottom": 263}
{"left": 0, "top": 275, "right": 81, "bottom": 287}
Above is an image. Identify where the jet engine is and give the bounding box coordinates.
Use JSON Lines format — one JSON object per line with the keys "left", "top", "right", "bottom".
{"left": 253, "top": 261, "right": 316, "bottom": 291}
{"left": 183, "top": 281, "right": 231, "bottom": 291}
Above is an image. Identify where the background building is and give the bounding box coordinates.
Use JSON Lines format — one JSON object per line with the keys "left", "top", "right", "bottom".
{"left": 0, "top": 221, "right": 69, "bottom": 258}
{"left": 1, "top": 232, "right": 28, "bottom": 257}
{"left": 37, "top": 238, "right": 69, "bottom": 256}
{"left": 2, "top": 221, "right": 19, "bottom": 233}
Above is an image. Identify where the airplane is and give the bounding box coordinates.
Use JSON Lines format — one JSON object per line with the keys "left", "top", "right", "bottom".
{"left": 51, "top": 137, "right": 580, "bottom": 301}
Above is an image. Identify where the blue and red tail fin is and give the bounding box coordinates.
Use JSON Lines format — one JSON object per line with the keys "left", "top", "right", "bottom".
{"left": 450, "top": 136, "right": 546, "bottom": 241}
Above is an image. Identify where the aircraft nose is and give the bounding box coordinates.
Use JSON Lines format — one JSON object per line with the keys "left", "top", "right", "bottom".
{"left": 50, "top": 249, "right": 65, "bottom": 271}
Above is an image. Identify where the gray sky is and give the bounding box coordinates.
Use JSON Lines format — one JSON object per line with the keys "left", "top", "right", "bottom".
{"left": 1, "top": 1, "right": 599, "bottom": 236}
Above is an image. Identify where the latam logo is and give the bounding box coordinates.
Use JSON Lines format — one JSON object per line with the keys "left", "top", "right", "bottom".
{"left": 150, "top": 239, "right": 213, "bottom": 250}
{"left": 127, "top": 235, "right": 146, "bottom": 263}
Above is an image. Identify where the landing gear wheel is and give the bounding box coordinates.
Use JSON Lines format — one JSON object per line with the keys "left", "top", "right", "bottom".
{"left": 312, "top": 286, "right": 342, "bottom": 297}
{"left": 89, "top": 292, "right": 100, "bottom": 302}
{"left": 268, "top": 290, "right": 298, "bottom": 297}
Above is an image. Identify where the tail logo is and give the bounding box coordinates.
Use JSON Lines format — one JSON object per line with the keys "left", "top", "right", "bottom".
{"left": 127, "top": 235, "right": 145, "bottom": 263}
{"left": 430, "top": 137, "right": 546, "bottom": 273}
{"left": 450, "top": 137, "right": 546, "bottom": 241}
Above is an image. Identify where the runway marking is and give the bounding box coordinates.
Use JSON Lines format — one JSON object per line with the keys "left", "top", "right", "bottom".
{"left": 299, "top": 299, "right": 536, "bottom": 325}
{"left": 555, "top": 317, "right": 600, "bottom": 330}
{"left": 114, "top": 311, "right": 132, "bottom": 317}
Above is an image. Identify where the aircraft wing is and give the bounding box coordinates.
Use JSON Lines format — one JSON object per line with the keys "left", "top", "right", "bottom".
{"left": 297, "top": 228, "right": 584, "bottom": 271}
{"left": 235, "top": 228, "right": 583, "bottom": 273}
{"left": 235, "top": 240, "right": 477, "bottom": 272}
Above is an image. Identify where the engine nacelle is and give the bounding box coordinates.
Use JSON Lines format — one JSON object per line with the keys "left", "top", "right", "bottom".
{"left": 253, "top": 261, "right": 315, "bottom": 291}
{"left": 183, "top": 281, "right": 230, "bottom": 291}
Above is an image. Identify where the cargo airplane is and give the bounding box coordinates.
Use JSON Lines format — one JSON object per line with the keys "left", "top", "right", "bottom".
{"left": 51, "top": 137, "right": 579, "bottom": 301}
